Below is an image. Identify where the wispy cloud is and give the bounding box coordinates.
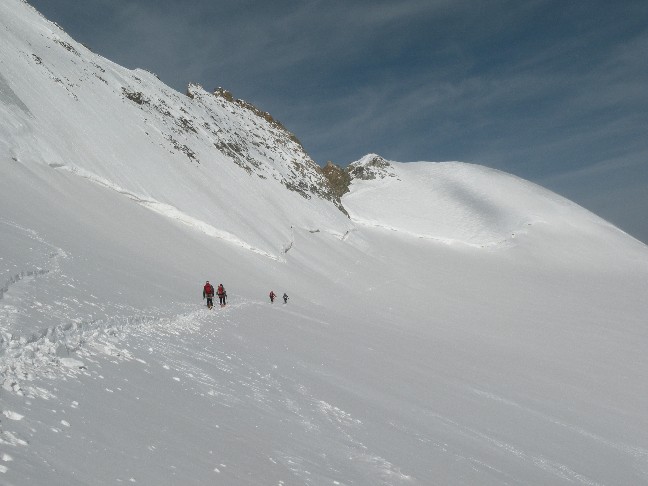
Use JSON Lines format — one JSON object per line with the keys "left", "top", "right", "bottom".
{"left": 24, "top": 0, "right": 648, "bottom": 242}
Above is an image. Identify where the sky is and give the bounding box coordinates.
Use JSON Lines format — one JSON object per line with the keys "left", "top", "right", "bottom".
{"left": 27, "top": 0, "right": 648, "bottom": 243}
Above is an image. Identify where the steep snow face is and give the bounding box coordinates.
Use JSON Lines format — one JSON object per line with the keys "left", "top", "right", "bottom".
{"left": 0, "top": 0, "right": 350, "bottom": 259}
{"left": 344, "top": 154, "right": 640, "bottom": 253}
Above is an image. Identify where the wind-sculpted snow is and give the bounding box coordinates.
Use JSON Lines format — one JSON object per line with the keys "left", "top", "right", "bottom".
{"left": 344, "top": 158, "right": 630, "bottom": 250}
{"left": 50, "top": 164, "right": 282, "bottom": 260}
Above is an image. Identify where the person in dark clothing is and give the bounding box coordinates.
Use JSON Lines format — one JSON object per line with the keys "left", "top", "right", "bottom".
{"left": 217, "top": 283, "right": 226, "bottom": 307}
{"left": 269, "top": 290, "right": 276, "bottom": 303}
{"left": 203, "top": 281, "right": 214, "bottom": 309}
{"left": 283, "top": 293, "right": 289, "bottom": 304}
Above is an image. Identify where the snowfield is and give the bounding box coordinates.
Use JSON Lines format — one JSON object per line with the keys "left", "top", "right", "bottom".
{"left": 344, "top": 155, "right": 628, "bottom": 250}
{"left": 2, "top": 1, "right": 648, "bottom": 485}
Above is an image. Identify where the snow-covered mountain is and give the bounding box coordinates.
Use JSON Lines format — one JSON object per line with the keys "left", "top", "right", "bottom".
{"left": 0, "top": 0, "right": 350, "bottom": 261}
{"left": 2, "top": 1, "right": 648, "bottom": 485}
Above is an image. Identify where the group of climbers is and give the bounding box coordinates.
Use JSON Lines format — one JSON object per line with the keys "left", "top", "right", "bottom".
{"left": 202, "top": 281, "right": 227, "bottom": 309}
{"left": 202, "top": 282, "right": 288, "bottom": 309}
{"left": 269, "top": 290, "right": 288, "bottom": 304}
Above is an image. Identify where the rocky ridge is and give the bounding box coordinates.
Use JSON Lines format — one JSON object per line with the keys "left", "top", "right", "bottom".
{"left": 321, "top": 154, "right": 396, "bottom": 199}
{"left": 1, "top": 0, "right": 346, "bottom": 215}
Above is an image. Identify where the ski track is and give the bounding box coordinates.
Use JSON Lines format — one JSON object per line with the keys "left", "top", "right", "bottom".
{"left": 470, "top": 387, "right": 648, "bottom": 462}
{"left": 0, "top": 299, "right": 419, "bottom": 484}
{"left": 0, "top": 219, "right": 71, "bottom": 339}
{"left": 1, "top": 273, "right": 645, "bottom": 484}
{"left": 0, "top": 219, "right": 67, "bottom": 304}
{"left": 0, "top": 269, "right": 51, "bottom": 302}
{"left": 348, "top": 215, "right": 525, "bottom": 249}
{"left": 3, "top": 258, "right": 642, "bottom": 485}
{"left": 422, "top": 409, "right": 607, "bottom": 486}
{"left": 2, "top": 293, "right": 641, "bottom": 485}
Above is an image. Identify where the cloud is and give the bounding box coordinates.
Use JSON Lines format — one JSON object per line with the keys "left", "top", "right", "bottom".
{"left": 23, "top": 0, "right": 648, "bottom": 243}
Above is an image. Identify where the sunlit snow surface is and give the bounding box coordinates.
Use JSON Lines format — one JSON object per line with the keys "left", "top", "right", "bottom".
{"left": 2, "top": 1, "right": 648, "bottom": 485}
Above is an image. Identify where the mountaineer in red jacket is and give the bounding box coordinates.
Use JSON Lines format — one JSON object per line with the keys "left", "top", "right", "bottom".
{"left": 203, "top": 281, "right": 214, "bottom": 309}
{"left": 217, "top": 283, "right": 227, "bottom": 307}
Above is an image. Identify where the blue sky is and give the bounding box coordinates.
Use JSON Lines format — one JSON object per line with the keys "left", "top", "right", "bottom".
{"left": 29, "top": 0, "right": 648, "bottom": 243}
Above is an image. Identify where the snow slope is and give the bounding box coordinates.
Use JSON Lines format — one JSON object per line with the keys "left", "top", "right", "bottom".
{"left": 344, "top": 154, "right": 637, "bottom": 253}
{"left": 0, "top": 0, "right": 350, "bottom": 261}
{"left": 2, "top": 2, "right": 648, "bottom": 485}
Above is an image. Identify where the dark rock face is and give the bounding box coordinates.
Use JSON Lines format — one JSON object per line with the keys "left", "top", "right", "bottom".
{"left": 321, "top": 162, "right": 352, "bottom": 199}
{"left": 348, "top": 155, "right": 394, "bottom": 180}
